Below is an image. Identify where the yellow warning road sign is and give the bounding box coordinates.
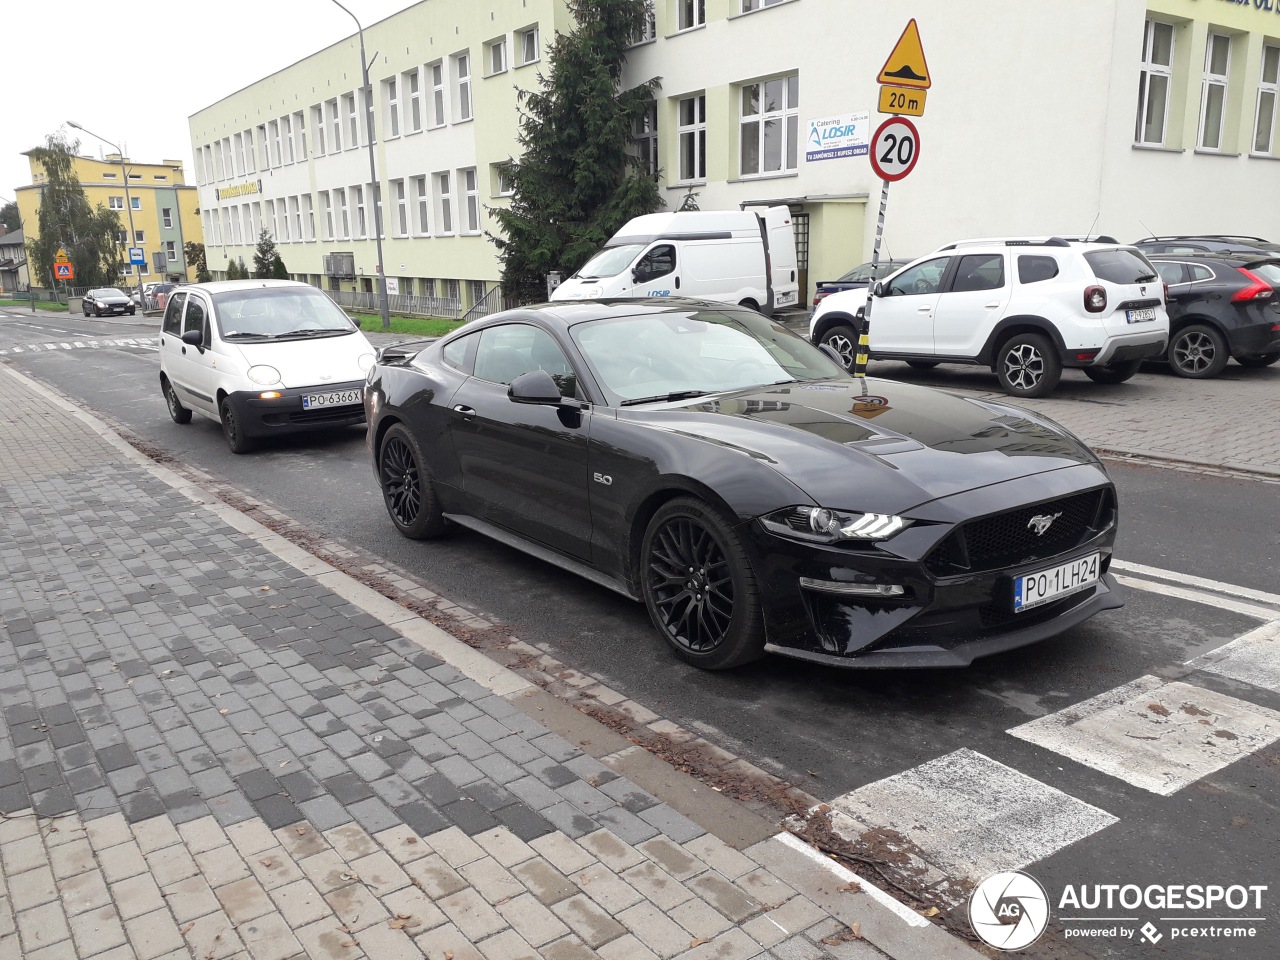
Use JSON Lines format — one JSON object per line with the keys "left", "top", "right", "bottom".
{"left": 877, "top": 19, "right": 931, "bottom": 90}
{"left": 879, "top": 85, "right": 927, "bottom": 117}
{"left": 54, "top": 247, "right": 70, "bottom": 264}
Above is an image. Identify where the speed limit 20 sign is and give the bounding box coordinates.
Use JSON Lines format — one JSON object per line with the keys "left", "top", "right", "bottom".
{"left": 869, "top": 116, "right": 920, "bottom": 182}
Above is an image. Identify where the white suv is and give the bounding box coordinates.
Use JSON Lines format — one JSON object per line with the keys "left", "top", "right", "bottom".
{"left": 809, "top": 237, "right": 1170, "bottom": 397}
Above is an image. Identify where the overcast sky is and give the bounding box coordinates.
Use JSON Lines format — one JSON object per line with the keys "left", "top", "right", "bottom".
{"left": 2, "top": 0, "right": 417, "bottom": 210}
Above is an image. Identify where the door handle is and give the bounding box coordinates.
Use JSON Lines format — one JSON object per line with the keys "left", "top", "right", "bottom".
{"left": 181, "top": 346, "right": 187, "bottom": 355}
{"left": 985, "top": 301, "right": 1000, "bottom": 308}
{"left": 917, "top": 305, "right": 931, "bottom": 312}
{"left": 674, "top": 276, "right": 680, "bottom": 289}
{"left": 452, "top": 404, "right": 476, "bottom": 416}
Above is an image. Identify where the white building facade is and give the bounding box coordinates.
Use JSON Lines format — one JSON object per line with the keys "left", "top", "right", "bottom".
{"left": 189, "top": 0, "right": 1280, "bottom": 311}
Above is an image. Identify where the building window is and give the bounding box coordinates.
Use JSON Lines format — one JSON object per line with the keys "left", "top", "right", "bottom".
{"left": 678, "top": 0, "right": 705, "bottom": 30}
{"left": 290, "top": 196, "right": 303, "bottom": 242}
{"left": 244, "top": 129, "right": 256, "bottom": 173}
{"left": 134, "top": 230, "right": 145, "bottom": 243}
{"left": 455, "top": 53, "right": 472, "bottom": 121}
{"left": 328, "top": 99, "right": 342, "bottom": 152}
{"left": 109, "top": 196, "right": 124, "bottom": 210}
{"left": 487, "top": 37, "right": 507, "bottom": 76}
{"left": 165, "top": 240, "right": 177, "bottom": 262}
{"left": 103, "top": 172, "right": 118, "bottom": 180}
{"left": 436, "top": 172, "right": 453, "bottom": 234}
{"left": 283, "top": 116, "right": 295, "bottom": 164}
{"left": 421, "top": 278, "right": 437, "bottom": 298}
{"left": 445, "top": 279, "right": 461, "bottom": 304}
{"left": 154, "top": 174, "right": 167, "bottom": 182}
{"left": 233, "top": 132, "right": 245, "bottom": 174}
{"left": 336, "top": 188, "right": 350, "bottom": 239}
{"left": 115, "top": 230, "right": 128, "bottom": 244}
{"left": 493, "top": 162, "right": 515, "bottom": 196}
{"left": 312, "top": 105, "right": 326, "bottom": 156}
{"left": 294, "top": 112, "right": 306, "bottom": 160}
{"left": 393, "top": 179, "right": 408, "bottom": 236}
{"left": 468, "top": 279, "right": 486, "bottom": 306}
{"left": 633, "top": 1, "right": 656, "bottom": 44}
{"left": 462, "top": 168, "right": 479, "bottom": 233}
{"left": 1255, "top": 44, "right": 1280, "bottom": 154}
{"left": 162, "top": 207, "right": 173, "bottom": 228}
{"left": 354, "top": 185, "right": 367, "bottom": 238}
{"left": 678, "top": 94, "right": 706, "bottom": 182}
{"left": 302, "top": 194, "right": 315, "bottom": 239}
{"left": 740, "top": 75, "right": 799, "bottom": 176}
{"left": 269, "top": 120, "right": 281, "bottom": 166}
{"left": 742, "top": 0, "right": 786, "bottom": 10}
{"left": 633, "top": 99, "right": 658, "bottom": 177}
{"left": 131, "top": 197, "right": 141, "bottom": 210}
{"left": 518, "top": 26, "right": 540, "bottom": 65}
{"left": 279, "top": 201, "right": 291, "bottom": 241}
{"left": 345, "top": 93, "right": 359, "bottom": 146}
{"left": 385, "top": 76, "right": 401, "bottom": 137}
{"left": 321, "top": 192, "right": 334, "bottom": 240}
{"left": 406, "top": 69, "right": 422, "bottom": 132}
{"left": 1199, "top": 33, "right": 1232, "bottom": 150}
{"left": 414, "top": 175, "right": 429, "bottom": 234}
{"left": 1136, "top": 19, "right": 1175, "bottom": 146}
{"left": 430, "top": 61, "right": 447, "bottom": 127}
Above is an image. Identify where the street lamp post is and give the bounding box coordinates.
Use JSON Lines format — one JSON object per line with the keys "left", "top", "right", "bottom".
{"left": 67, "top": 121, "right": 145, "bottom": 307}
{"left": 328, "top": 0, "right": 391, "bottom": 331}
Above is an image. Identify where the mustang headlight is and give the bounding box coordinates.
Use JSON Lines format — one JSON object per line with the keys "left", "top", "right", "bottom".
{"left": 761, "top": 506, "right": 911, "bottom": 543}
{"left": 246, "top": 365, "right": 281, "bottom": 385}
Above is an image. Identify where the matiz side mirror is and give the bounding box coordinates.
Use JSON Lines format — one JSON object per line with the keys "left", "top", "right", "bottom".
{"left": 181, "top": 329, "right": 203, "bottom": 347}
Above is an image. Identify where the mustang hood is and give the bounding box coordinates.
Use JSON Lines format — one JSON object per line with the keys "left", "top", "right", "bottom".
{"left": 640, "top": 378, "right": 1099, "bottom": 515}
{"left": 233, "top": 332, "right": 372, "bottom": 389}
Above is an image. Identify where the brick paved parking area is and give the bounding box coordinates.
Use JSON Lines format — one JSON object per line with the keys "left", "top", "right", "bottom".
{"left": 0, "top": 368, "right": 976, "bottom": 959}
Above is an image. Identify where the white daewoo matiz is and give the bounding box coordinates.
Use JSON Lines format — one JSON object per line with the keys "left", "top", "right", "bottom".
{"left": 158, "top": 280, "right": 375, "bottom": 453}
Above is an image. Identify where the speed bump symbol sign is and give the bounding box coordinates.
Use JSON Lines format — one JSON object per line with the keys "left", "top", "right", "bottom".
{"left": 878, "top": 19, "right": 931, "bottom": 89}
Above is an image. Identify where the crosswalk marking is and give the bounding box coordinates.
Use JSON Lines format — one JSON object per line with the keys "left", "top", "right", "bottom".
{"left": 1008, "top": 675, "right": 1280, "bottom": 796}
{"left": 0, "top": 339, "right": 157, "bottom": 356}
{"left": 1189, "top": 620, "right": 1280, "bottom": 694}
{"left": 827, "top": 748, "right": 1117, "bottom": 890}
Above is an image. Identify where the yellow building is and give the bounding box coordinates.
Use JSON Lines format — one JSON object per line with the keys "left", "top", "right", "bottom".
{"left": 15, "top": 151, "right": 204, "bottom": 287}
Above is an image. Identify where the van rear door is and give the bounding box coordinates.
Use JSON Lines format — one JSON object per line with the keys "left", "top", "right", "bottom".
{"left": 760, "top": 207, "right": 799, "bottom": 311}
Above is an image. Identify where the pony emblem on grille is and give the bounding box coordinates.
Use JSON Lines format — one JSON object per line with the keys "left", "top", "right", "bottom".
{"left": 1027, "top": 512, "right": 1062, "bottom": 536}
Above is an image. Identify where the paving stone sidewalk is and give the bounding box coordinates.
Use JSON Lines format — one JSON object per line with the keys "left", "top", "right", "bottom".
{"left": 0, "top": 367, "right": 975, "bottom": 960}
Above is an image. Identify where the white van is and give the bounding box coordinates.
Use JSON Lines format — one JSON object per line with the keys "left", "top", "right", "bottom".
{"left": 158, "top": 279, "right": 375, "bottom": 453}
{"left": 551, "top": 207, "right": 799, "bottom": 314}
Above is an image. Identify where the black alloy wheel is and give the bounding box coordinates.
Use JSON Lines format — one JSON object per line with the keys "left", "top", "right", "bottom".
{"left": 819, "top": 324, "right": 859, "bottom": 371}
{"left": 1083, "top": 359, "right": 1142, "bottom": 384}
{"left": 378, "top": 423, "right": 449, "bottom": 539}
{"left": 219, "top": 398, "right": 256, "bottom": 454}
{"left": 1236, "top": 352, "right": 1280, "bottom": 368}
{"left": 163, "top": 379, "right": 192, "bottom": 424}
{"left": 996, "top": 333, "right": 1062, "bottom": 398}
{"left": 640, "top": 497, "right": 764, "bottom": 670}
{"left": 1168, "top": 324, "right": 1228, "bottom": 378}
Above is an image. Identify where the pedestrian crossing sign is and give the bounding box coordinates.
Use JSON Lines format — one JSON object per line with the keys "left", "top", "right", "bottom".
{"left": 55, "top": 263, "right": 74, "bottom": 280}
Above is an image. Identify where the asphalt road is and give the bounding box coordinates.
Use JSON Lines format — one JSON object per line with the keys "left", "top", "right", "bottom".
{"left": 4, "top": 310, "right": 1278, "bottom": 959}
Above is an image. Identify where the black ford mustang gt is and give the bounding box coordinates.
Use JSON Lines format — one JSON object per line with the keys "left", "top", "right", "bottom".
{"left": 365, "top": 299, "right": 1122, "bottom": 670}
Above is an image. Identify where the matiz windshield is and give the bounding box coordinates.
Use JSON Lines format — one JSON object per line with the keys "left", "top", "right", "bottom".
{"left": 212, "top": 287, "right": 360, "bottom": 340}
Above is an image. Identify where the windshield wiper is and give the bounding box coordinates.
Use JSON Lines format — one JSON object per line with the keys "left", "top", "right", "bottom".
{"left": 223, "top": 331, "right": 272, "bottom": 339}
{"left": 620, "top": 390, "right": 710, "bottom": 406}
{"left": 1135, "top": 273, "right": 1159, "bottom": 282}
{"left": 275, "top": 328, "right": 342, "bottom": 338}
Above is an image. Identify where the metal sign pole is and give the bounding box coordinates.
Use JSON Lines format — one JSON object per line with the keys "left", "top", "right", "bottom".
{"left": 857, "top": 178, "right": 891, "bottom": 380}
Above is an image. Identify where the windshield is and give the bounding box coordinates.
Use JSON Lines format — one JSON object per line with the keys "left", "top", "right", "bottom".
{"left": 1085, "top": 249, "right": 1159, "bottom": 284}
{"left": 1248, "top": 262, "right": 1280, "bottom": 285}
{"left": 836, "top": 261, "right": 898, "bottom": 283}
{"left": 92, "top": 288, "right": 127, "bottom": 298}
{"left": 211, "top": 287, "right": 357, "bottom": 338}
{"left": 570, "top": 307, "right": 848, "bottom": 403}
{"left": 575, "top": 244, "right": 645, "bottom": 279}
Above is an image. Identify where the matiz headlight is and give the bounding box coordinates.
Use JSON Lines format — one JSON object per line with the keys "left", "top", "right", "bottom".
{"left": 761, "top": 506, "right": 911, "bottom": 543}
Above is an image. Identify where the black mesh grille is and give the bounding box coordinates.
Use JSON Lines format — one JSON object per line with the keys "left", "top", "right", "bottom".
{"left": 289, "top": 405, "right": 364, "bottom": 424}
{"left": 926, "top": 488, "right": 1111, "bottom": 576}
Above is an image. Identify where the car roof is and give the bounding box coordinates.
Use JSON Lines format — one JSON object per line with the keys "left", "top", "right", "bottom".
{"left": 183, "top": 279, "right": 314, "bottom": 294}
{"left": 455, "top": 297, "right": 760, "bottom": 334}
{"left": 1146, "top": 251, "right": 1279, "bottom": 266}
{"left": 933, "top": 235, "right": 1125, "bottom": 253}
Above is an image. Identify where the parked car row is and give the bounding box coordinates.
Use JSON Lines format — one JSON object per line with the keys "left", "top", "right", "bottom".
{"left": 809, "top": 233, "right": 1280, "bottom": 393}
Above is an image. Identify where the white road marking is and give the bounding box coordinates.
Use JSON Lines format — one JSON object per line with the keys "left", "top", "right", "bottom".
{"left": 1113, "top": 559, "right": 1280, "bottom": 607}
{"left": 0, "top": 339, "right": 159, "bottom": 356}
{"left": 775, "top": 832, "right": 930, "bottom": 927}
{"left": 1115, "top": 575, "right": 1279, "bottom": 621}
{"left": 1188, "top": 621, "right": 1280, "bottom": 694}
{"left": 827, "top": 748, "right": 1117, "bottom": 887}
{"left": 1009, "top": 676, "right": 1280, "bottom": 796}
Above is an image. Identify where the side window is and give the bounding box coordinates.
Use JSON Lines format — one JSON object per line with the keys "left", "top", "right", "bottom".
{"left": 184, "top": 297, "right": 208, "bottom": 344}
{"left": 950, "top": 254, "right": 1005, "bottom": 292}
{"left": 441, "top": 332, "right": 475, "bottom": 371}
{"left": 884, "top": 257, "right": 950, "bottom": 296}
{"left": 1190, "top": 264, "right": 1215, "bottom": 282}
{"left": 1153, "top": 262, "right": 1187, "bottom": 285}
{"left": 635, "top": 244, "right": 676, "bottom": 282}
{"left": 472, "top": 324, "right": 578, "bottom": 398}
{"left": 162, "top": 293, "right": 187, "bottom": 334}
{"left": 1018, "top": 255, "right": 1060, "bottom": 284}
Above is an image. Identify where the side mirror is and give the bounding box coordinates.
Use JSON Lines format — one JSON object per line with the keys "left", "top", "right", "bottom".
{"left": 818, "top": 344, "right": 844, "bottom": 366}
{"left": 508, "top": 369, "right": 563, "bottom": 405}
{"left": 871, "top": 280, "right": 886, "bottom": 297}
{"left": 181, "top": 329, "right": 203, "bottom": 347}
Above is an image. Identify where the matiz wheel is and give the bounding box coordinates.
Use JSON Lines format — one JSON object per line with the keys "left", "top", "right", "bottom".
{"left": 819, "top": 324, "right": 859, "bottom": 371}
{"left": 640, "top": 497, "right": 764, "bottom": 670}
{"left": 163, "top": 378, "right": 192, "bottom": 424}
{"left": 1168, "top": 324, "right": 1228, "bottom": 378}
{"left": 996, "top": 333, "right": 1062, "bottom": 398}
{"left": 219, "top": 397, "right": 257, "bottom": 454}
{"left": 1083, "top": 359, "right": 1142, "bottom": 384}
{"left": 378, "top": 423, "right": 450, "bottom": 539}
{"left": 1236, "top": 352, "right": 1280, "bottom": 368}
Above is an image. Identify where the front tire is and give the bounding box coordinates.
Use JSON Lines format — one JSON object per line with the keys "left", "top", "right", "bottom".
{"left": 163, "top": 378, "right": 192, "bottom": 424}
{"left": 640, "top": 497, "right": 764, "bottom": 670}
{"left": 996, "top": 333, "right": 1062, "bottom": 398}
{"left": 1083, "top": 359, "right": 1142, "bottom": 384}
{"left": 219, "top": 398, "right": 257, "bottom": 454}
{"left": 1236, "top": 352, "right": 1280, "bottom": 368}
{"left": 819, "top": 323, "right": 858, "bottom": 371}
{"left": 1168, "top": 324, "right": 1228, "bottom": 378}
{"left": 378, "top": 423, "right": 450, "bottom": 539}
